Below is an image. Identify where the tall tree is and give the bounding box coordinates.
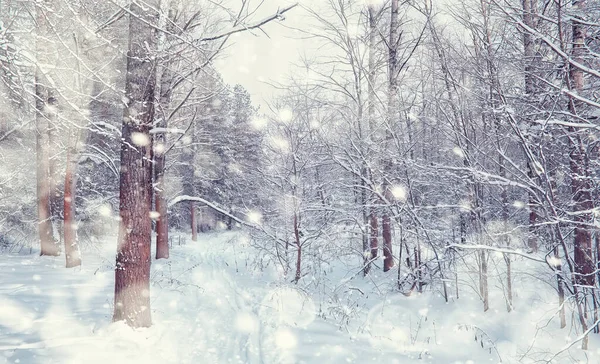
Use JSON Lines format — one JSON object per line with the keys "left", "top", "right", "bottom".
{"left": 382, "top": 0, "right": 399, "bottom": 272}
{"left": 63, "top": 146, "right": 81, "bottom": 268}
{"left": 113, "top": 0, "right": 160, "bottom": 328}
{"left": 364, "top": 2, "right": 380, "bottom": 275}
{"left": 522, "top": 0, "right": 539, "bottom": 253}
{"left": 35, "top": 0, "right": 59, "bottom": 256}
{"left": 153, "top": 0, "right": 178, "bottom": 260}
{"left": 568, "top": 0, "right": 594, "bottom": 289}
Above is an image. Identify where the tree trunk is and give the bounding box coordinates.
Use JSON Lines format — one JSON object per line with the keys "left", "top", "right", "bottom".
{"left": 554, "top": 246, "right": 567, "bottom": 328}
{"left": 63, "top": 149, "right": 81, "bottom": 268}
{"left": 154, "top": 2, "right": 177, "bottom": 260}
{"left": 191, "top": 201, "right": 197, "bottom": 242}
{"left": 383, "top": 0, "right": 399, "bottom": 273}
{"left": 153, "top": 106, "right": 169, "bottom": 257}
{"left": 154, "top": 164, "right": 169, "bottom": 258}
{"left": 48, "top": 104, "right": 60, "bottom": 243}
{"left": 361, "top": 172, "right": 370, "bottom": 275}
{"left": 364, "top": 3, "right": 379, "bottom": 275}
{"left": 522, "top": 0, "right": 540, "bottom": 253}
{"left": 36, "top": 83, "right": 58, "bottom": 256}
{"left": 414, "top": 246, "right": 422, "bottom": 293}
{"left": 568, "top": 0, "right": 594, "bottom": 288}
{"left": 294, "top": 212, "right": 302, "bottom": 283}
{"left": 370, "top": 213, "right": 378, "bottom": 260}
{"left": 479, "top": 249, "right": 489, "bottom": 312}
{"left": 566, "top": 1, "right": 593, "bottom": 348}
{"left": 35, "top": 1, "right": 59, "bottom": 256}
{"left": 113, "top": 1, "right": 159, "bottom": 328}
{"left": 382, "top": 210, "right": 393, "bottom": 272}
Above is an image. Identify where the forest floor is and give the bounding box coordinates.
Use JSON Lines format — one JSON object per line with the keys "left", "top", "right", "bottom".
{"left": 0, "top": 231, "right": 598, "bottom": 363}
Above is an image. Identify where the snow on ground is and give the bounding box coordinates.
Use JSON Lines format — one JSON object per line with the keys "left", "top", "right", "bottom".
{"left": 0, "top": 231, "right": 598, "bottom": 363}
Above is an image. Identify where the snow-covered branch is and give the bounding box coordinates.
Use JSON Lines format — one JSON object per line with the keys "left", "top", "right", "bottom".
{"left": 168, "top": 195, "right": 257, "bottom": 229}
{"left": 199, "top": 3, "right": 298, "bottom": 42}
{"left": 447, "top": 244, "right": 546, "bottom": 263}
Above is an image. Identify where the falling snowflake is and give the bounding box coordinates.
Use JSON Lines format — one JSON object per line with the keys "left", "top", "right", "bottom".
{"left": 278, "top": 108, "right": 293, "bottom": 123}
{"left": 391, "top": 185, "right": 407, "bottom": 201}
{"left": 452, "top": 146, "right": 465, "bottom": 158}
{"left": 251, "top": 116, "right": 268, "bottom": 130}
{"left": 247, "top": 210, "right": 263, "bottom": 225}
{"left": 235, "top": 312, "right": 258, "bottom": 333}
{"left": 98, "top": 204, "right": 112, "bottom": 217}
{"left": 274, "top": 328, "right": 297, "bottom": 349}
{"left": 131, "top": 132, "right": 150, "bottom": 147}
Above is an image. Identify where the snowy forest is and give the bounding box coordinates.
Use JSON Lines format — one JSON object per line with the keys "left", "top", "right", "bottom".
{"left": 2, "top": 0, "right": 600, "bottom": 362}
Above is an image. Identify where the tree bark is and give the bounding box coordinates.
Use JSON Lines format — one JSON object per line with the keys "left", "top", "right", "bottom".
{"left": 480, "top": 0, "right": 513, "bottom": 310}
{"left": 294, "top": 212, "right": 302, "bottom": 283}
{"left": 365, "top": 3, "right": 379, "bottom": 275}
{"left": 191, "top": 202, "right": 197, "bottom": 242}
{"left": 568, "top": 0, "right": 594, "bottom": 288}
{"left": 382, "top": 206, "right": 393, "bottom": 272}
{"left": 382, "top": 0, "right": 399, "bottom": 273}
{"left": 522, "top": 0, "right": 539, "bottom": 253}
{"left": 63, "top": 149, "right": 81, "bottom": 268}
{"left": 554, "top": 246, "right": 567, "bottom": 328}
{"left": 36, "top": 85, "right": 58, "bottom": 256}
{"left": 370, "top": 213, "right": 379, "bottom": 260}
{"left": 154, "top": 2, "right": 177, "bottom": 260}
{"left": 113, "top": 1, "right": 159, "bottom": 328}
{"left": 479, "top": 249, "right": 489, "bottom": 312}
{"left": 154, "top": 167, "right": 169, "bottom": 258}
{"left": 35, "top": 1, "right": 58, "bottom": 257}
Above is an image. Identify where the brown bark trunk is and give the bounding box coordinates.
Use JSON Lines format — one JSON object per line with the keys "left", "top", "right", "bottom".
{"left": 364, "top": 4, "right": 379, "bottom": 276}
{"left": 35, "top": 1, "right": 58, "bottom": 257}
{"left": 568, "top": 0, "right": 594, "bottom": 288}
{"left": 154, "top": 119, "right": 168, "bottom": 256}
{"left": 522, "top": 0, "right": 540, "bottom": 253}
{"left": 63, "top": 150, "right": 81, "bottom": 268}
{"left": 382, "top": 0, "right": 399, "bottom": 273}
{"left": 36, "top": 83, "right": 58, "bottom": 256}
{"left": 154, "top": 170, "right": 169, "bottom": 258}
{"left": 154, "top": 2, "right": 177, "bottom": 260}
{"left": 47, "top": 102, "right": 60, "bottom": 242}
{"left": 113, "top": 1, "right": 159, "bottom": 328}
{"left": 527, "top": 164, "right": 539, "bottom": 251}
{"left": 370, "top": 212, "right": 378, "bottom": 260}
{"left": 295, "top": 245, "right": 302, "bottom": 283}
{"left": 382, "top": 206, "right": 394, "bottom": 272}
{"left": 414, "top": 246, "right": 421, "bottom": 292}
{"left": 191, "top": 201, "right": 197, "bottom": 242}
{"left": 294, "top": 212, "right": 302, "bottom": 283}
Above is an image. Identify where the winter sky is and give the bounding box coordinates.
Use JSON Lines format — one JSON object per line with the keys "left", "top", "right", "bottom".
{"left": 217, "top": 0, "right": 453, "bottom": 111}
{"left": 217, "top": 0, "right": 308, "bottom": 111}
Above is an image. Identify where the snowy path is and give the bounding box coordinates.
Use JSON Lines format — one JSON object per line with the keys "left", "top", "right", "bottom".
{"left": 4, "top": 231, "right": 567, "bottom": 363}
{"left": 0, "top": 232, "right": 411, "bottom": 364}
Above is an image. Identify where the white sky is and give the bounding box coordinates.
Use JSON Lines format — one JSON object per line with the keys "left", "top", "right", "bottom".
{"left": 216, "top": 0, "right": 310, "bottom": 111}
{"left": 216, "top": 0, "right": 456, "bottom": 111}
